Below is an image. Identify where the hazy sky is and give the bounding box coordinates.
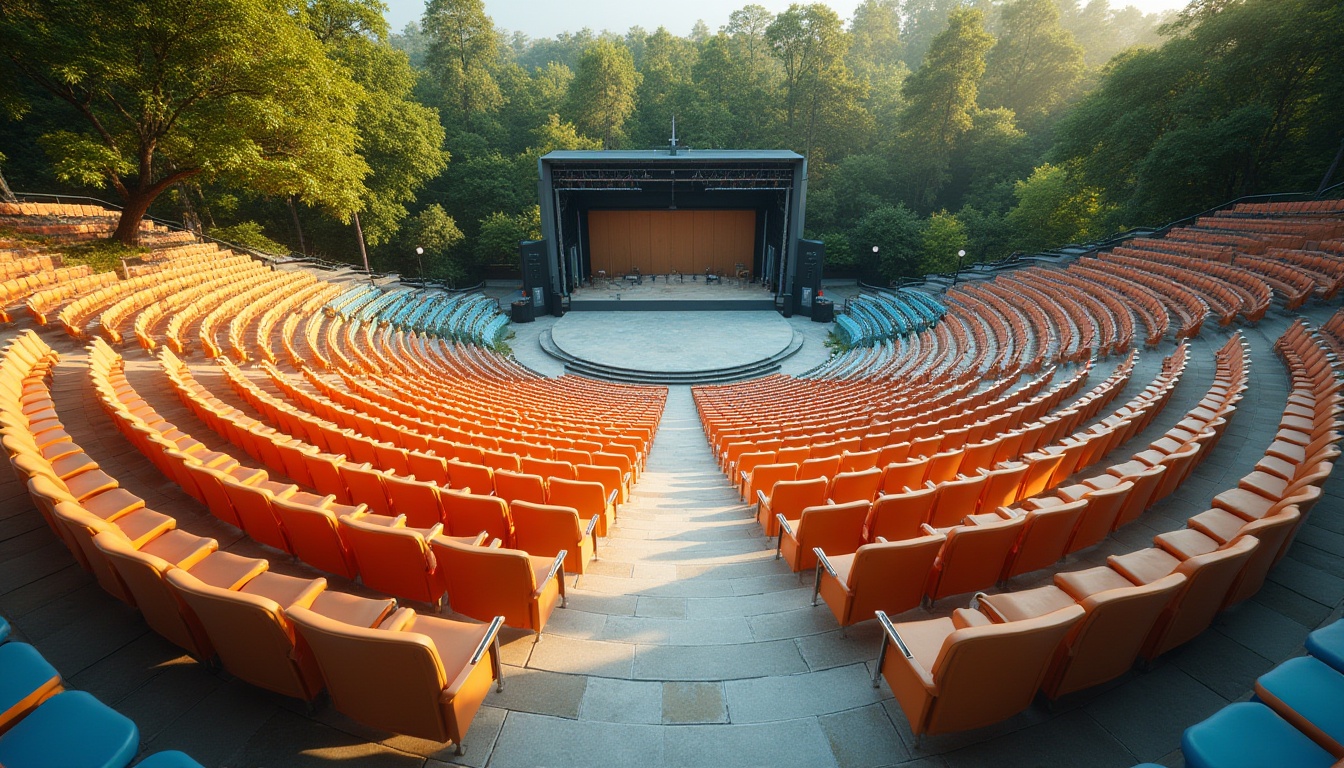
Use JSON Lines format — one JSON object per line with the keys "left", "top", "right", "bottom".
{"left": 382, "top": 0, "right": 1191, "bottom": 39}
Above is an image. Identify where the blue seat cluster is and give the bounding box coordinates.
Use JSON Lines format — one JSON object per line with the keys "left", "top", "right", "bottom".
{"left": 834, "top": 289, "right": 946, "bottom": 348}
{"left": 1179, "top": 617, "right": 1344, "bottom": 768}
{"left": 0, "top": 619, "right": 205, "bottom": 768}
{"left": 324, "top": 285, "right": 509, "bottom": 349}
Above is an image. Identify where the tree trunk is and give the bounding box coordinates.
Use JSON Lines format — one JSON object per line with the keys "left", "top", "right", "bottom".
{"left": 112, "top": 190, "right": 156, "bottom": 246}
{"left": 0, "top": 168, "right": 15, "bottom": 204}
{"left": 288, "top": 196, "right": 307, "bottom": 254}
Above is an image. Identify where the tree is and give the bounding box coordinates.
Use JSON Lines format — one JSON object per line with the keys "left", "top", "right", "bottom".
{"left": 1005, "top": 162, "right": 1108, "bottom": 252}
{"left": 895, "top": 7, "right": 995, "bottom": 209}
{"left": 980, "top": 0, "right": 1085, "bottom": 128}
{"left": 401, "top": 203, "right": 465, "bottom": 281}
{"left": 566, "top": 41, "right": 641, "bottom": 148}
{"left": 0, "top": 0, "right": 368, "bottom": 245}
{"left": 850, "top": 203, "right": 924, "bottom": 282}
{"left": 476, "top": 206, "right": 541, "bottom": 267}
{"left": 631, "top": 28, "right": 697, "bottom": 149}
{"left": 766, "top": 4, "right": 869, "bottom": 163}
{"left": 919, "top": 210, "right": 967, "bottom": 273}
{"left": 423, "top": 0, "right": 502, "bottom": 129}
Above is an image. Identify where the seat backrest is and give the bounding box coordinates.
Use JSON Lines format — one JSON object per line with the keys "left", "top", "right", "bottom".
{"left": 221, "top": 481, "right": 291, "bottom": 552}
{"left": 735, "top": 451, "right": 773, "bottom": 478}
{"left": 301, "top": 452, "right": 350, "bottom": 503}
{"left": 767, "top": 477, "right": 830, "bottom": 517}
{"left": 840, "top": 448, "right": 881, "bottom": 472}
{"left": 547, "top": 478, "right": 605, "bottom": 514}
{"left": 337, "top": 463, "right": 393, "bottom": 517}
{"left": 182, "top": 463, "right": 241, "bottom": 527}
{"left": 1114, "top": 465, "right": 1166, "bottom": 529}
{"left": 925, "top": 604, "right": 1084, "bottom": 734}
{"left": 929, "top": 515, "right": 1026, "bottom": 600}
{"left": 270, "top": 497, "right": 359, "bottom": 580}
{"left": 924, "top": 450, "right": 964, "bottom": 485}
{"left": 881, "top": 458, "right": 928, "bottom": 493}
{"left": 520, "top": 457, "right": 577, "bottom": 482}
{"left": 796, "top": 500, "right": 869, "bottom": 549}
{"left": 866, "top": 486, "right": 938, "bottom": 542}
{"left": 91, "top": 530, "right": 213, "bottom": 659}
{"left": 928, "top": 474, "right": 988, "bottom": 529}
{"left": 575, "top": 464, "right": 622, "bottom": 503}
{"left": 848, "top": 534, "right": 945, "bottom": 618}
{"left": 1223, "top": 507, "right": 1300, "bottom": 607}
{"left": 406, "top": 450, "right": 449, "bottom": 486}
{"left": 978, "top": 463, "right": 1028, "bottom": 511}
{"left": 481, "top": 449, "right": 521, "bottom": 473}
{"left": 384, "top": 474, "right": 444, "bottom": 529}
{"left": 166, "top": 568, "right": 321, "bottom": 701}
{"left": 799, "top": 455, "right": 841, "bottom": 481}
{"left": 440, "top": 489, "right": 512, "bottom": 543}
{"left": 1019, "top": 452, "right": 1066, "bottom": 499}
{"left": 446, "top": 459, "right": 494, "bottom": 495}
{"left": 747, "top": 463, "right": 798, "bottom": 500}
{"left": 1044, "top": 572, "right": 1187, "bottom": 699}
{"left": 509, "top": 500, "right": 581, "bottom": 554}
{"left": 828, "top": 467, "right": 882, "bottom": 505}
{"left": 1066, "top": 481, "right": 1131, "bottom": 554}
{"left": 285, "top": 605, "right": 450, "bottom": 742}
{"left": 493, "top": 470, "right": 547, "bottom": 505}
{"left": 337, "top": 514, "right": 437, "bottom": 603}
{"left": 1004, "top": 501, "right": 1087, "bottom": 580}
{"left": 1144, "top": 535, "right": 1259, "bottom": 659}
{"left": 431, "top": 537, "right": 536, "bottom": 628}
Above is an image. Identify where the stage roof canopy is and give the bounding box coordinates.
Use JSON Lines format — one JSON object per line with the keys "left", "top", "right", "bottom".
{"left": 540, "top": 149, "right": 804, "bottom": 163}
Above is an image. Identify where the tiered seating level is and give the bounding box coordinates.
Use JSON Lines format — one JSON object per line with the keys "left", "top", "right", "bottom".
{"left": 1, "top": 200, "right": 1342, "bottom": 764}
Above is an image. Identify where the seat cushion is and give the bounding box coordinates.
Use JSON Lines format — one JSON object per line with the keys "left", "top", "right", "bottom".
{"left": 1305, "top": 620, "right": 1344, "bottom": 676}
{"left": 0, "top": 690, "right": 140, "bottom": 768}
{"left": 1253, "top": 656, "right": 1344, "bottom": 756}
{"left": 1154, "top": 528, "right": 1221, "bottom": 561}
{"left": 978, "top": 585, "right": 1076, "bottom": 623}
{"left": 133, "top": 751, "right": 207, "bottom": 768}
{"left": 0, "top": 642, "right": 62, "bottom": 731}
{"left": 1182, "top": 702, "right": 1334, "bottom": 768}
{"left": 1054, "top": 565, "right": 1136, "bottom": 601}
{"left": 1108, "top": 547, "right": 1181, "bottom": 585}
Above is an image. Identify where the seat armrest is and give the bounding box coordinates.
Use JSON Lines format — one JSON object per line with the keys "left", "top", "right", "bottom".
{"left": 813, "top": 548, "right": 838, "bottom": 578}
{"left": 874, "top": 536, "right": 888, "bottom": 543}
{"left": 488, "top": 538, "right": 503, "bottom": 548}
{"left": 584, "top": 515, "right": 600, "bottom": 536}
{"left": 379, "top": 606, "right": 417, "bottom": 632}
{"left": 756, "top": 489, "right": 769, "bottom": 509}
{"left": 470, "top": 616, "right": 505, "bottom": 665}
{"left": 776, "top": 514, "right": 794, "bottom": 536}
{"left": 545, "top": 551, "right": 567, "bottom": 584}
{"left": 920, "top": 523, "right": 939, "bottom": 536}
{"left": 606, "top": 488, "right": 618, "bottom": 509}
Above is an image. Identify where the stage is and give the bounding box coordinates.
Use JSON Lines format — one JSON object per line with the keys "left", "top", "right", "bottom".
{"left": 566, "top": 275, "right": 778, "bottom": 312}
{"left": 539, "top": 311, "right": 803, "bottom": 384}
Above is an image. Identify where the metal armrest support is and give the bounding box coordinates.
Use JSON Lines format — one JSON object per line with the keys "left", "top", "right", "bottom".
{"left": 872, "top": 610, "right": 914, "bottom": 688}
{"left": 811, "top": 547, "right": 838, "bottom": 606}
{"left": 585, "top": 515, "right": 600, "bottom": 560}
{"left": 775, "top": 513, "right": 794, "bottom": 559}
{"left": 547, "top": 550, "right": 568, "bottom": 608}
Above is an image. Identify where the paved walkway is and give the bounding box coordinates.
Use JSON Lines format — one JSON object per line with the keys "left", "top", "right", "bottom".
{"left": 1, "top": 304, "right": 1343, "bottom": 767}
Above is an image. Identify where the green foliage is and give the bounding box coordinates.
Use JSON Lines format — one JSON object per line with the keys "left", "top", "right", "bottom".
{"left": 850, "top": 203, "right": 924, "bottom": 283}
{"left": 0, "top": 0, "right": 369, "bottom": 244}
{"left": 209, "top": 222, "right": 289, "bottom": 255}
{"left": 896, "top": 8, "right": 996, "bottom": 209}
{"left": 919, "top": 211, "right": 968, "bottom": 274}
{"left": 817, "top": 231, "right": 855, "bottom": 270}
{"left": 402, "top": 203, "right": 466, "bottom": 281}
{"left": 60, "top": 240, "right": 147, "bottom": 276}
{"left": 566, "top": 41, "right": 642, "bottom": 148}
{"left": 766, "top": 4, "right": 870, "bottom": 163}
{"left": 476, "top": 207, "right": 541, "bottom": 266}
{"left": 980, "top": 0, "right": 1085, "bottom": 127}
{"left": 1005, "top": 162, "right": 1109, "bottom": 252}
{"left": 423, "top": 0, "right": 501, "bottom": 128}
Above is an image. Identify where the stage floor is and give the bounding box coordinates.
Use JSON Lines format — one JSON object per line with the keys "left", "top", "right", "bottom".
{"left": 568, "top": 277, "right": 776, "bottom": 311}
{"left": 549, "top": 311, "right": 794, "bottom": 374}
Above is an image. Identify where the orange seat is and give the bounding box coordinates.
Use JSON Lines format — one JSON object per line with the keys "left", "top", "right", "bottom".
{"left": 548, "top": 477, "right": 617, "bottom": 537}
{"left": 520, "top": 456, "right": 577, "bottom": 482}
{"left": 978, "top": 572, "right": 1187, "bottom": 700}
{"left": 509, "top": 499, "right": 597, "bottom": 578}
{"left": 924, "top": 515, "right": 1025, "bottom": 603}
{"left": 481, "top": 449, "right": 521, "bottom": 473}
{"left": 493, "top": 469, "right": 547, "bottom": 506}
{"left": 407, "top": 449, "right": 450, "bottom": 486}
{"left": 874, "top": 603, "right": 1084, "bottom": 737}
{"left": 446, "top": 459, "right": 494, "bottom": 496}
{"left": 756, "top": 476, "right": 829, "bottom": 537}
{"left": 976, "top": 462, "right": 1028, "bottom": 511}
{"left": 337, "top": 510, "right": 450, "bottom": 605}
{"left": 798, "top": 454, "right": 841, "bottom": 482}
{"left": 221, "top": 480, "right": 296, "bottom": 553}
{"left": 864, "top": 486, "right": 937, "bottom": 543}
{"left": 776, "top": 500, "right": 869, "bottom": 572}
{"left": 576, "top": 463, "right": 625, "bottom": 510}
{"left": 92, "top": 529, "right": 267, "bottom": 662}
{"left": 431, "top": 536, "right": 565, "bottom": 635}
{"left": 270, "top": 496, "right": 362, "bottom": 580}
{"left": 337, "top": 462, "right": 394, "bottom": 517}
{"left": 741, "top": 462, "right": 797, "bottom": 504}
{"left": 441, "top": 488, "right": 515, "bottom": 545}
{"left": 926, "top": 474, "right": 988, "bottom": 529}
{"left": 1064, "top": 482, "right": 1131, "bottom": 554}
{"left": 828, "top": 467, "right": 882, "bottom": 505}
{"left": 999, "top": 501, "right": 1087, "bottom": 582}
{"left": 166, "top": 566, "right": 339, "bottom": 702}
{"left": 880, "top": 458, "right": 927, "bottom": 494}
{"left": 285, "top": 604, "right": 503, "bottom": 754}
{"left": 813, "top": 533, "right": 945, "bottom": 628}
{"left": 385, "top": 473, "right": 450, "bottom": 529}
{"left": 1162, "top": 506, "right": 1301, "bottom": 608}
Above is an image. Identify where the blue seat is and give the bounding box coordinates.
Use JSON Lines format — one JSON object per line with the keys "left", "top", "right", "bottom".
{"left": 0, "top": 615, "right": 9, "bottom": 643}
{"left": 1305, "top": 619, "right": 1344, "bottom": 675}
{"left": 133, "top": 751, "right": 207, "bottom": 768}
{"left": 0, "top": 642, "right": 63, "bottom": 731}
{"left": 1181, "top": 701, "right": 1334, "bottom": 768}
{"left": 1253, "top": 655, "right": 1344, "bottom": 757}
{"left": 0, "top": 690, "right": 139, "bottom": 768}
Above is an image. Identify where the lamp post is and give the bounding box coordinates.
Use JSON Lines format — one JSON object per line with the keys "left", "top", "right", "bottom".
{"left": 952, "top": 248, "right": 966, "bottom": 286}
{"left": 415, "top": 246, "right": 424, "bottom": 281}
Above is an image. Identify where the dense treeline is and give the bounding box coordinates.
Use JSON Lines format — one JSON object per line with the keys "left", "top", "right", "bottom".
{"left": 1, "top": 0, "right": 1340, "bottom": 284}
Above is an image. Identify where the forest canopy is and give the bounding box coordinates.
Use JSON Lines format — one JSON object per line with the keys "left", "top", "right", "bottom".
{"left": 1, "top": 0, "right": 1339, "bottom": 283}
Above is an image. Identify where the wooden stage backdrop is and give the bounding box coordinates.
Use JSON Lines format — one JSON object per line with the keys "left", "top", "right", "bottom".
{"left": 587, "top": 209, "right": 755, "bottom": 277}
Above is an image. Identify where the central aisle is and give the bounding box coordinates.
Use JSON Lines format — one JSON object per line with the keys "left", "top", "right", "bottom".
{"left": 483, "top": 385, "right": 895, "bottom": 768}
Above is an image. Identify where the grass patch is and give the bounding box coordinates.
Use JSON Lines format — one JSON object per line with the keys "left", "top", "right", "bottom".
{"left": 824, "top": 331, "right": 852, "bottom": 354}
{"left": 60, "top": 239, "right": 148, "bottom": 276}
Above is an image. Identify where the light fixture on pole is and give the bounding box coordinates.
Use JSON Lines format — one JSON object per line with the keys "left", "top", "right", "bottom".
{"left": 415, "top": 246, "right": 424, "bottom": 280}
{"left": 952, "top": 249, "right": 967, "bottom": 287}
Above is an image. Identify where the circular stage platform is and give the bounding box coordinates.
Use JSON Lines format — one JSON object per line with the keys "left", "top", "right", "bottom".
{"left": 542, "top": 311, "right": 802, "bottom": 385}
